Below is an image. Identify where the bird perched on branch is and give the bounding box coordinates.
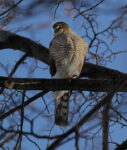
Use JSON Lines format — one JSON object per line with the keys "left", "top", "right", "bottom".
{"left": 49, "top": 22, "right": 88, "bottom": 126}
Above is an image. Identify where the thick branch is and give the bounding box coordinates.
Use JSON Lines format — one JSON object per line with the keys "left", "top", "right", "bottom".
{"left": 0, "top": 30, "right": 126, "bottom": 80}
{"left": 1, "top": 77, "right": 127, "bottom": 92}
{"left": 81, "top": 63, "right": 126, "bottom": 79}
{"left": 102, "top": 98, "right": 112, "bottom": 150}
{"left": 114, "top": 140, "right": 127, "bottom": 150}
{"left": 0, "top": 30, "right": 49, "bottom": 64}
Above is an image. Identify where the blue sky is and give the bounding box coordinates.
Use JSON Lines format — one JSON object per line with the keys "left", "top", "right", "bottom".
{"left": 0, "top": 0, "right": 127, "bottom": 150}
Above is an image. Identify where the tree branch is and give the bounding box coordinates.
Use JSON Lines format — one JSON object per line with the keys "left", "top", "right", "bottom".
{"left": 0, "top": 0, "right": 23, "bottom": 17}
{"left": 1, "top": 77, "right": 127, "bottom": 92}
{"left": 47, "top": 78, "right": 127, "bottom": 150}
{"left": 0, "top": 30, "right": 126, "bottom": 80}
{"left": 102, "top": 97, "right": 112, "bottom": 150}
{"left": 0, "top": 30, "right": 49, "bottom": 64}
{"left": 47, "top": 93, "right": 115, "bottom": 150}
{"left": 114, "top": 140, "right": 127, "bottom": 150}
{"left": 0, "top": 90, "right": 48, "bottom": 121}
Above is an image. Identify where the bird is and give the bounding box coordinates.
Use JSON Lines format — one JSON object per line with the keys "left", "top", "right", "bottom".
{"left": 49, "top": 22, "right": 88, "bottom": 126}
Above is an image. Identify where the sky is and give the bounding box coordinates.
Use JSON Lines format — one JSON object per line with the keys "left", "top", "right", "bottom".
{"left": 0, "top": 0, "right": 127, "bottom": 150}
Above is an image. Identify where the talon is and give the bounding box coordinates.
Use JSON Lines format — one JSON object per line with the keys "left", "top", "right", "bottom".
{"left": 72, "top": 75, "right": 78, "bottom": 79}
{"left": 68, "top": 75, "right": 78, "bottom": 83}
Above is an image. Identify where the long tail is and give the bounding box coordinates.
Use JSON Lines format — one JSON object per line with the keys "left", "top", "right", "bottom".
{"left": 55, "top": 92, "right": 70, "bottom": 126}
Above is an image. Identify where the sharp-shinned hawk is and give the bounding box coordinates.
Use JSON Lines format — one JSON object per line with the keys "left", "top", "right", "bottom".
{"left": 49, "top": 22, "right": 88, "bottom": 126}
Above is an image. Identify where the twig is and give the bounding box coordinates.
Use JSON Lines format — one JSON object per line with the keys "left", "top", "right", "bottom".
{"left": 47, "top": 93, "right": 115, "bottom": 150}
{"left": 0, "top": 0, "right": 23, "bottom": 17}
{"left": 74, "top": 0, "right": 104, "bottom": 18}
{"left": 24, "top": 135, "right": 41, "bottom": 150}
{"left": 0, "top": 90, "right": 48, "bottom": 121}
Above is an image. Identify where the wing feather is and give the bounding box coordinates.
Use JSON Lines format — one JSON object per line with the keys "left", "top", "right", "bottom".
{"left": 49, "top": 41, "right": 57, "bottom": 76}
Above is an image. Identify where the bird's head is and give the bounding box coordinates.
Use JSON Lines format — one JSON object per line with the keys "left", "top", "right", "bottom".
{"left": 53, "top": 22, "right": 71, "bottom": 36}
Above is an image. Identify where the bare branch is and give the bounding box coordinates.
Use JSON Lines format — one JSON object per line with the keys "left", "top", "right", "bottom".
{"left": 102, "top": 98, "right": 112, "bottom": 150}
{"left": 9, "top": 52, "right": 29, "bottom": 78}
{"left": 47, "top": 93, "right": 115, "bottom": 150}
{"left": 0, "top": 1, "right": 127, "bottom": 149}
{"left": 0, "top": 30, "right": 49, "bottom": 64}
{"left": 1, "top": 77, "right": 127, "bottom": 92}
{"left": 0, "top": 0, "right": 23, "bottom": 17}
{"left": 114, "top": 140, "right": 127, "bottom": 150}
{"left": 47, "top": 78, "right": 127, "bottom": 150}
{"left": 0, "top": 90, "right": 48, "bottom": 121}
{"left": 74, "top": 0, "right": 104, "bottom": 18}
{"left": 0, "top": 30, "right": 126, "bottom": 80}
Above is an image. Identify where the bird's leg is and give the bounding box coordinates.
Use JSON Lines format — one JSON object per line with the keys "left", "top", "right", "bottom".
{"left": 68, "top": 75, "right": 78, "bottom": 83}
{"left": 72, "top": 75, "right": 78, "bottom": 79}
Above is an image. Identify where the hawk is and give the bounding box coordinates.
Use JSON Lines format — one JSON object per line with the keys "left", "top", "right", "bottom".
{"left": 49, "top": 22, "right": 88, "bottom": 126}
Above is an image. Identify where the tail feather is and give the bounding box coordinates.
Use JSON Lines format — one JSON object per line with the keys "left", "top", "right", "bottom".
{"left": 55, "top": 92, "right": 70, "bottom": 126}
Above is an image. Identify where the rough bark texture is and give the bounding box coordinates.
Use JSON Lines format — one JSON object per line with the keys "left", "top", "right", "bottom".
{"left": 1, "top": 77, "right": 127, "bottom": 92}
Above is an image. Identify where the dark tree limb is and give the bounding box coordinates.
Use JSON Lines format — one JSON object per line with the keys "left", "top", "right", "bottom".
{"left": 114, "top": 140, "right": 127, "bottom": 150}
{"left": 81, "top": 62, "right": 126, "bottom": 79}
{"left": 102, "top": 97, "right": 112, "bottom": 150}
{"left": 0, "top": 30, "right": 49, "bottom": 64}
{"left": 1, "top": 77, "right": 127, "bottom": 92}
{"left": 0, "top": 30, "right": 126, "bottom": 80}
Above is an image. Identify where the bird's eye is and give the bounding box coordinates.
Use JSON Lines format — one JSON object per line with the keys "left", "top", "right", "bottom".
{"left": 55, "top": 26, "right": 61, "bottom": 33}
